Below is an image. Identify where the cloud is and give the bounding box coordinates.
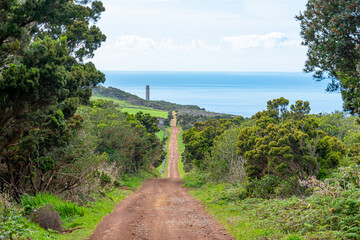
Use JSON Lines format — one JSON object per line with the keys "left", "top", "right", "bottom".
{"left": 222, "top": 32, "right": 301, "bottom": 50}
{"left": 113, "top": 35, "right": 219, "bottom": 51}
{"left": 115, "top": 35, "right": 157, "bottom": 50}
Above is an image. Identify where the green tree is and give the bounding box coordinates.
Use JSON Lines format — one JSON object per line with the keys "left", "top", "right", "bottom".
{"left": 81, "top": 100, "right": 165, "bottom": 173}
{"left": 134, "top": 112, "right": 160, "bottom": 134}
{"left": 182, "top": 118, "right": 243, "bottom": 171}
{"left": 290, "top": 100, "right": 311, "bottom": 119}
{"left": 206, "top": 128, "right": 246, "bottom": 183}
{"left": 237, "top": 115, "right": 346, "bottom": 194}
{"left": 0, "top": 0, "right": 106, "bottom": 199}
{"left": 296, "top": 0, "right": 360, "bottom": 115}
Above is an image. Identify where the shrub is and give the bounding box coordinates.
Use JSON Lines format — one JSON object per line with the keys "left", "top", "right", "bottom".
{"left": 0, "top": 206, "right": 55, "bottom": 240}
{"left": 113, "top": 180, "right": 122, "bottom": 188}
{"left": 245, "top": 175, "right": 282, "bottom": 199}
{"left": 183, "top": 170, "right": 208, "bottom": 188}
{"left": 100, "top": 172, "right": 112, "bottom": 185}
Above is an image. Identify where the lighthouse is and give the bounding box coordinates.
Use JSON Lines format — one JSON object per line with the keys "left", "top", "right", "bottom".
{"left": 146, "top": 85, "right": 150, "bottom": 101}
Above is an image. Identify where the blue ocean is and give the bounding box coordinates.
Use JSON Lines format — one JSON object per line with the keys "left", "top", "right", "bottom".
{"left": 102, "top": 71, "right": 343, "bottom": 117}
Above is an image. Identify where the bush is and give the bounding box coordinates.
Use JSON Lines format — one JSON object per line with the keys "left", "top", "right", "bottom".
{"left": 113, "top": 180, "right": 122, "bottom": 188}
{"left": 183, "top": 170, "right": 208, "bottom": 188}
{"left": 210, "top": 184, "right": 248, "bottom": 203}
{"left": 30, "top": 205, "right": 62, "bottom": 231}
{"left": 245, "top": 175, "right": 282, "bottom": 199}
{"left": 20, "top": 193, "right": 85, "bottom": 218}
{"left": 0, "top": 206, "right": 55, "bottom": 240}
{"left": 100, "top": 172, "right": 112, "bottom": 185}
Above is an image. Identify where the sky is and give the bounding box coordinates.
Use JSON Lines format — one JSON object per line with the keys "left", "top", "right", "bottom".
{"left": 92, "top": 0, "right": 309, "bottom": 72}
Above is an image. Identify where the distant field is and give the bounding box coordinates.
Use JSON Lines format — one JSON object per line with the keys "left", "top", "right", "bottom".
{"left": 91, "top": 96, "right": 168, "bottom": 118}
{"left": 121, "top": 108, "right": 168, "bottom": 118}
{"left": 91, "top": 96, "right": 138, "bottom": 108}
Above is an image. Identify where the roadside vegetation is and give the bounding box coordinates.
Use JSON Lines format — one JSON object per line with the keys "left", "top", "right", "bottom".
{"left": 181, "top": 1, "right": 360, "bottom": 238}
{"left": 2, "top": 0, "right": 360, "bottom": 239}
{"left": 0, "top": 2, "right": 168, "bottom": 237}
{"left": 182, "top": 98, "right": 360, "bottom": 239}
{"left": 156, "top": 127, "right": 171, "bottom": 177}
{"left": 177, "top": 129, "right": 186, "bottom": 178}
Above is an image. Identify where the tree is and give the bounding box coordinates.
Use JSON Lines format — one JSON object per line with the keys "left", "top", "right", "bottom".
{"left": 134, "top": 112, "right": 160, "bottom": 134}
{"left": 290, "top": 100, "right": 311, "bottom": 119}
{"left": 206, "top": 128, "right": 246, "bottom": 183}
{"left": 296, "top": 0, "right": 360, "bottom": 115}
{"left": 0, "top": 0, "right": 106, "bottom": 199}
{"left": 182, "top": 118, "right": 244, "bottom": 171}
{"left": 237, "top": 115, "right": 346, "bottom": 194}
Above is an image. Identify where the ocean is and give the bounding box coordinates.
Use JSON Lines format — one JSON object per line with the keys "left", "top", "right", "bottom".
{"left": 102, "top": 71, "right": 343, "bottom": 117}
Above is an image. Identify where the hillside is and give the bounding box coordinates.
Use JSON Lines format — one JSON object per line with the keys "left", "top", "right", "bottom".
{"left": 93, "top": 86, "right": 202, "bottom": 112}
{"left": 93, "top": 86, "right": 237, "bottom": 129}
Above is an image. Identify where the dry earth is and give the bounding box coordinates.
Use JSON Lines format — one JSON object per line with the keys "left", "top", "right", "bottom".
{"left": 89, "top": 114, "right": 234, "bottom": 240}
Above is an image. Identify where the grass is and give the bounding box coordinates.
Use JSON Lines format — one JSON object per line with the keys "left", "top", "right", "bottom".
{"left": 20, "top": 193, "right": 85, "bottom": 218}
{"left": 91, "top": 96, "right": 168, "bottom": 118}
{"left": 2, "top": 171, "right": 156, "bottom": 240}
{"left": 58, "top": 170, "right": 155, "bottom": 240}
{"left": 58, "top": 189, "right": 131, "bottom": 240}
{"left": 185, "top": 179, "right": 352, "bottom": 240}
{"left": 188, "top": 184, "right": 283, "bottom": 239}
{"left": 155, "top": 129, "right": 166, "bottom": 141}
{"left": 91, "top": 96, "right": 137, "bottom": 108}
{"left": 121, "top": 107, "right": 168, "bottom": 118}
{"left": 0, "top": 206, "right": 57, "bottom": 240}
{"left": 157, "top": 127, "right": 171, "bottom": 177}
{"left": 177, "top": 128, "right": 186, "bottom": 178}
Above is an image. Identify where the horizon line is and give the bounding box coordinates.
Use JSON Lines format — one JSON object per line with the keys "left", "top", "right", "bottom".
{"left": 101, "top": 70, "right": 306, "bottom": 73}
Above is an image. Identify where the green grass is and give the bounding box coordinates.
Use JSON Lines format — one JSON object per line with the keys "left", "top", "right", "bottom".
{"left": 56, "top": 170, "right": 156, "bottom": 240}
{"left": 58, "top": 189, "right": 131, "bottom": 240}
{"left": 177, "top": 128, "right": 186, "bottom": 178}
{"left": 91, "top": 96, "right": 168, "bottom": 118}
{"left": 91, "top": 96, "right": 137, "bottom": 108}
{"left": 20, "top": 193, "right": 85, "bottom": 218}
{"left": 188, "top": 184, "right": 282, "bottom": 239}
{"left": 155, "top": 129, "right": 165, "bottom": 141}
{"left": 0, "top": 206, "right": 57, "bottom": 240}
{"left": 157, "top": 127, "right": 171, "bottom": 177}
{"left": 185, "top": 181, "right": 349, "bottom": 240}
{"left": 121, "top": 108, "right": 168, "bottom": 118}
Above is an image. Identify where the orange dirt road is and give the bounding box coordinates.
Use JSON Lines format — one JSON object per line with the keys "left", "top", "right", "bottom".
{"left": 89, "top": 114, "right": 234, "bottom": 240}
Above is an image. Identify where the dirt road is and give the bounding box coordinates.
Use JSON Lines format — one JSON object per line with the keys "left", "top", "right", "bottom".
{"left": 89, "top": 114, "right": 234, "bottom": 240}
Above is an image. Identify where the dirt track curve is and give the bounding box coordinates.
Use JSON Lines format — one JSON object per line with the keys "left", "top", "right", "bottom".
{"left": 89, "top": 114, "right": 234, "bottom": 240}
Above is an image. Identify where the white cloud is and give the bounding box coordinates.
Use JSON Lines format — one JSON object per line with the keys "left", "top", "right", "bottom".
{"left": 222, "top": 32, "right": 301, "bottom": 50}
{"left": 115, "top": 35, "right": 157, "bottom": 50}
{"left": 113, "top": 35, "right": 219, "bottom": 51}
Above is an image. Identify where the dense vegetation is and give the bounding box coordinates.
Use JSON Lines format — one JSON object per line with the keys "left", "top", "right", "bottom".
{"left": 0, "top": 1, "right": 166, "bottom": 239}
{"left": 2, "top": 0, "right": 360, "bottom": 239}
{"left": 0, "top": 98, "right": 165, "bottom": 239}
{"left": 182, "top": 97, "right": 360, "bottom": 239}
